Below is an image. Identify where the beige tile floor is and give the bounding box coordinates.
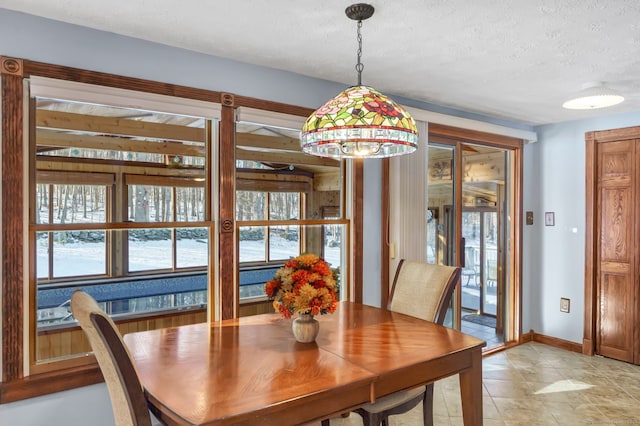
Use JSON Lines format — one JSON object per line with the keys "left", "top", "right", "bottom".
{"left": 309, "top": 342, "right": 640, "bottom": 425}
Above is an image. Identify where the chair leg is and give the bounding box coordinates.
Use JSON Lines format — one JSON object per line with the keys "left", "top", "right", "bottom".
{"left": 422, "top": 383, "right": 435, "bottom": 426}
{"left": 354, "top": 407, "right": 383, "bottom": 426}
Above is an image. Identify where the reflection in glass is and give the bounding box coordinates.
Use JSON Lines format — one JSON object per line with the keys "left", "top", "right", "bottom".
{"left": 269, "top": 225, "right": 299, "bottom": 260}
{"left": 176, "top": 228, "right": 208, "bottom": 268}
{"left": 37, "top": 230, "right": 108, "bottom": 278}
{"left": 33, "top": 95, "right": 211, "bottom": 364}
{"left": 236, "top": 191, "right": 266, "bottom": 221}
{"left": 129, "top": 185, "right": 173, "bottom": 222}
{"left": 269, "top": 193, "right": 300, "bottom": 220}
{"left": 36, "top": 183, "right": 109, "bottom": 225}
{"left": 239, "top": 226, "right": 267, "bottom": 262}
{"left": 128, "top": 229, "right": 173, "bottom": 272}
{"left": 238, "top": 224, "right": 345, "bottom": 300}
{"left": 234, "top": 122, "right": 345, "bottom": 308}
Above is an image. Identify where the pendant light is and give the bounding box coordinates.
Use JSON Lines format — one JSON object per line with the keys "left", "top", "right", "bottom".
{"left": 301, "top": 3, "right": 418, "bottom": 158}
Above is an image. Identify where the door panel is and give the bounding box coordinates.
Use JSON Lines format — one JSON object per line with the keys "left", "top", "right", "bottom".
{"left": 596, "top": 140, "right": 636, "bottom": 362}
{"left": 598, "top": 271, "right": 634, "bottom": 362}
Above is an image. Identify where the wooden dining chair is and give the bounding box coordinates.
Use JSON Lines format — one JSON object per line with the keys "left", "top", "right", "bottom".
{"left": 353, "top": 260, "right": 461, "bottom": 426}
{"left": 70, "top": 290, "right": 157, "bottom": 426}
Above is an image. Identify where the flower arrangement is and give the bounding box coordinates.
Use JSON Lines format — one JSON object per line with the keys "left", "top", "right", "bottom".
{"left": 265, "top": 253, "right": 338, "bottom": 319}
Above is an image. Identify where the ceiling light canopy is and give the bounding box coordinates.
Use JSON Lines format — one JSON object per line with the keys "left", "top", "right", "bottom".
{"left": 301, "top": 3, "right": 418, "bottom": 159}
{"left": 562, "top": 82, "right": 624, "bottom": 110}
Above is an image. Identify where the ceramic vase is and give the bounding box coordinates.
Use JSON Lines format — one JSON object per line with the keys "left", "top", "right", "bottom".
{"left": 292, "top": 314, "right": 319, "bottom": 343}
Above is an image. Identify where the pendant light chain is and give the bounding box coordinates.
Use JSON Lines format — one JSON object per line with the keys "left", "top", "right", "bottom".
{"left": 356, "top": 20, "right": 364, "bottom": 86}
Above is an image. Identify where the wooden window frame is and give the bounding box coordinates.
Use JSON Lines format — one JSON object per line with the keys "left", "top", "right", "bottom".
{"left": 0, "top": 56, "right": 364, "bottom": 403}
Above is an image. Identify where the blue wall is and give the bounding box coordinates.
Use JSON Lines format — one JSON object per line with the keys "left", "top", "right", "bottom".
{"left": 524, "top": 110, "right": 640, "bottom": 342}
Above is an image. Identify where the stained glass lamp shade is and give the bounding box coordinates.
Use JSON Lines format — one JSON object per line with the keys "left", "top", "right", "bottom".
{"left": 301, "top": 85, "right": 419, "bottom": 158}
{"left": 301, "top": 3, "right": 419, "bottom": 159}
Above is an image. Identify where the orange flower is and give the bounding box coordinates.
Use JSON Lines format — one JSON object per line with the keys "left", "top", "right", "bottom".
{"left": 312, "top": 261, "right": 331, "bottom": 276}
{"left": 265, "top": 280, "right": 279, "bottom": 297}
{"left": 264, "top": 253, "right": 339, "bottom": 318}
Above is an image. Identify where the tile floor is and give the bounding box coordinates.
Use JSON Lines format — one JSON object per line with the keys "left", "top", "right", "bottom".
{"left": 461, "top": 317, "right": 504, "bottom": 349}
{"left": 309, "top": 342, "right": 640, "bottom": 425}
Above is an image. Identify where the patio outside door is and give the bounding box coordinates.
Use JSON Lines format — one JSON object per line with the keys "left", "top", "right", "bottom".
{"left": 461, "top": 209, "right": 498, "bottom": 318}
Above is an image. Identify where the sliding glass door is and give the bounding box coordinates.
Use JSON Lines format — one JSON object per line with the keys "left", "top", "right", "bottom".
{"left": 427, "top": 135, "right": 519, "bottom": 350}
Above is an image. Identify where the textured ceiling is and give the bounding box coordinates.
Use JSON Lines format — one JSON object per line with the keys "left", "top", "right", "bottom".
{"left": 3, "top": 0, "right": 640, "bottom": 125}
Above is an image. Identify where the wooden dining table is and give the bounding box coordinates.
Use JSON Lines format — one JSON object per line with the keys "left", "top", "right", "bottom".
{"left": 123, "top": 302, "right": 486, "bottom": 425}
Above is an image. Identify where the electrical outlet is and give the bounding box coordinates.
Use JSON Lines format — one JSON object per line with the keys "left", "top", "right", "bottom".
{"left": 560, "top": 297, "right": 570, "bottom": 313}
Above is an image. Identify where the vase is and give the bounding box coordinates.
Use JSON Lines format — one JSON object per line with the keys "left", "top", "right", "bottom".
{"left": 292, "top": 314, "right": 320, "bottom": 343}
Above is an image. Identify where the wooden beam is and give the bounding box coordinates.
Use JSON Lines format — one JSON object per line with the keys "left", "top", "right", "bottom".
{"left": 36, "top": 129, "right": 205, "bottom": 157}
{"left": 429, "top": 151, "right": 505, "bottom": 185}
{"left": 1, "top": 57, "right": 25, "bottom": 383}
{"left": 236, "top": 171, "right": 311, "bottom": 183}
{"left": 36, "top": 158, "right": 204, "bottom": 178}
{"left": 36, "top": 110, "right": 205, "bottom": 143}
{"left": 236, "top": 148, "right": 339, "bottom": 168}
{"left": 313, "top": 172, "right": 341, "bottom": 192}
{"left": 219, "top": 105, "right": 236, "bottom": 320}
{"left": 236, "top": 133, "right": 301, "bottom": 152}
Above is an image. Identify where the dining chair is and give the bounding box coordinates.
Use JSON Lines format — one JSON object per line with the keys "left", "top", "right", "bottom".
{"left": 352, "top": 260, "right": 461, "bottom": 426}
{"left": 70, "top": 290, "right": 157, "bottom": 426}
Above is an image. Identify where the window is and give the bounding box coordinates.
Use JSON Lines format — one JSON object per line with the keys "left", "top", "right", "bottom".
{"left": 235, "top": 120, "right": 347, "bottom": 302}
{"left": 0, "top": 60, "right": 359, "bottom": 401}
{"left": 237, "top": 191, "right": 301, "bottom": 263}
{"left": 32, "top": 94, "right": 214, "bottom": 365}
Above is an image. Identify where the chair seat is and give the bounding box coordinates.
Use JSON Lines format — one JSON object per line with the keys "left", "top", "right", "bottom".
{"left": 358, "top": 386, "right": 425, "bottom": 413}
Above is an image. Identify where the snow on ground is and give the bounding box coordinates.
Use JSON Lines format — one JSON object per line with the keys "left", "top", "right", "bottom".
{"left": 37, "top": 237, "right": 341, "bottom": 278}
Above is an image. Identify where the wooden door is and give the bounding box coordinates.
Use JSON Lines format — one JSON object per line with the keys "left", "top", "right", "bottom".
{"left": 595, "top": 140, "right": 637, "bottom": 363}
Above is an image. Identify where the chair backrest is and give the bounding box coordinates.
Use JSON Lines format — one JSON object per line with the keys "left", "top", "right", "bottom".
{"left": 70, "top": 290, "right": 152, "bottom": 426}
{"left": 388, "top": 260, "right": 461, "bottom": 325}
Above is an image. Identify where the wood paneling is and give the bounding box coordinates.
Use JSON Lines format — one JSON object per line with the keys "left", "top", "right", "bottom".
{"left": 37, "top": 110, "right": 206, "bottom": 143}
{"left": 598, "top": 273, "right": 634, "bottom": 361}
{"left": 239, "top": 300, "right": 274, "bottom": 317}
{"left": 600, "top": 187, "right": 632, "bottom": 262}
{"left": 37, "top": 129, "right": 205, "bottom": 156}
{"left": 35, "top": 309, "right": 206, "bottom": 365}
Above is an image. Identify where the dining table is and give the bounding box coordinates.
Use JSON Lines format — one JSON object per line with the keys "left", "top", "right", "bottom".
{"left": 123, "top": 302, "right": 486, "bottom": 425}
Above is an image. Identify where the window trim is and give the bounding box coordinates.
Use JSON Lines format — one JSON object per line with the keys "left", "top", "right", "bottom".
{"left": 0, "top": 56, "right": 362, "bottom": 404}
